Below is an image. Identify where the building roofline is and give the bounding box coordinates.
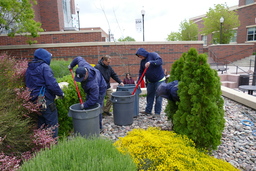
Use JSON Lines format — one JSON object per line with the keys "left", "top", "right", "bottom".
{"left": 189, "top": 5, "right": 239, "bottom": 21}
{"left": 0, "top": 41, "right": 204, "bottom": 50}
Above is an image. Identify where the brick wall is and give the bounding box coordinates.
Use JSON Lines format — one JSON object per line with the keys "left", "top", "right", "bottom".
{"left": 208, "top": 44, "right": 254, "bottom": 63}
{"left": 237, "top": 4, "right": 256, "bottom": 44}
{"left": 0, "top": 42, "right": 203, "bottom": 83}
{"left": 37, "top": 0, "right": 63, "bottom": 31}
{"left": 0, "top": 31, "right": 104, "bottom": 45}
{"left": 239, "top": 0, "right": 256, "bottom": 6}
{"left": 191, "top": 1, "right": 256, "bottom": 52}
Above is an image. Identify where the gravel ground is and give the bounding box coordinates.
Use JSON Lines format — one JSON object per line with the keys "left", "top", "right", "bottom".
{"left": 100, "top": 96, "right": 256, "bottom": 171}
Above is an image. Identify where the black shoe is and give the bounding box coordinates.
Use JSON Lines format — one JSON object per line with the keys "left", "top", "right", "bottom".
{"left": 104, "top": 112, "right": 112, "bottom": 116}
{"left": 140, "top": 111, "right": 151, "bottom": 115}
{"left": 100, "top": 129, "right": 104, "bottom": 134}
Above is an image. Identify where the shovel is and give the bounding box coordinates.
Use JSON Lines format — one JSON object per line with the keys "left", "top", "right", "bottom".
{"left": 69, "top": 69, "right": 83, "bottom": 104}
{"left": 131, "top": 67, "right": 148, "bottom": 95}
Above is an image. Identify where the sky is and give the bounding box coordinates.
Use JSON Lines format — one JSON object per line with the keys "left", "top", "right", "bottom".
{"left": 75, "top": 0, "right": 238, "bottom": 42}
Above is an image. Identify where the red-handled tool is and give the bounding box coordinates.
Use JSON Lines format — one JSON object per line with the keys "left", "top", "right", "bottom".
{"left": 69, "top": 69, "right": 83, "bottom": 104}
{"left": 131, "top": 67, "right": 148, "bottom": 95}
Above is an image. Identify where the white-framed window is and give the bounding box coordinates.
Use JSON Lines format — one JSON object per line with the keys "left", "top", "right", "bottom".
{"left": 201, "top": 35, "right": 207, "bottom": 45}
{"left": 246, "top": 0, "right": 254, "bottom": 5}
{"left": 62, "top": 0, "right": 72, "bottom": 28}
{"left": 230, "top": 30, "right": 237, "bottom": 42}
{"left": 247, "top": 27, "right": 256, "bottom": 41}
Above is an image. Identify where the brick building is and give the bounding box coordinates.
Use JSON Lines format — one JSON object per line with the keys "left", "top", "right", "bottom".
{"left": 0, "top": 0, "right": 255, "bottom": 80}
{"left": 0, "top": 0, "right": 204, "bottom": 80}
{"left": 190, "top": 0, "right": 256, "bottom": 63}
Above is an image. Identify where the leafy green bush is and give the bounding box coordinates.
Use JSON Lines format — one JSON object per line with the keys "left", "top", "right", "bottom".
{"left": 56, "top": 74, "right": 86, "bottom": 138}
{"left": 166, "top": 48, "right": 225, "bottom": 151}
{"left": 50, "top": 59, "right": 72, "bottom": 79}
{"left": 114, "top": 127, "right": 238, "bottom": 171}
{"left": 20, "top": 136, "right": 137, "bottom": 171}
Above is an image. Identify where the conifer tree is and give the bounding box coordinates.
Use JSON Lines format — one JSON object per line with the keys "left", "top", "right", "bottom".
{"left": 166, "top": 48, "right": 225, "bottom": 151}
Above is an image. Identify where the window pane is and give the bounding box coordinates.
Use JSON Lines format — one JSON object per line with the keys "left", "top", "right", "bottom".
{"left": 246, "top": 0, "right": 254, "bottom": 5}
{"left": 230, "top": 31, "right": 237, "bottom": 42}
{"left": 248, "top": 35, "right": 253, "bottom": 41}
{"left": 248, "top": 28, "right": 254, "bottom": 35}
{"left": 247, "top": 27, "right": 256, "bottom": 41}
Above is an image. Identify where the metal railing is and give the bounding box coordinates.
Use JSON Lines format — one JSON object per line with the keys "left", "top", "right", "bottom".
{"left": 208, "top": 49, "right": 256, "bottom": 85}
{"left": 249, "top": 59, "right": 255, "bottom": 71}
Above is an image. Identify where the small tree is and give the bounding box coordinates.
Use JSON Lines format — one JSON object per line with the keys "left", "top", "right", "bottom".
{"left": 166, "top": 48, "right": 225, "bottom": 151}
{"left": 0, "top": 0, "right": 43, "bottom": 43}
{"left": 167, "top": 20, "right": 198, "bottom": 41}
{"left": 201, "top": 3, "right": 240, "bottom": 44}
{"left": 118, "top": 36, "right": 136, "bottom": 42}
{"left": 166, "top": 32, "right": 181, "bottom": 41}
{"left": 179, "top": 19, "right": 198, "bottom": 41}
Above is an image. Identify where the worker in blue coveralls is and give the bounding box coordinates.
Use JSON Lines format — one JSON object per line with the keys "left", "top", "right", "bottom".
{"left": 136, "top": 48, "right": 166, "bottom": 118}
{"left": 68, "top": 56, "right": 107, "bottom": 130}
{"left": 25, "top": 48, "right": 64, "bottom": 138}
{"left": 156, "top": 80, "right": 180, "bottom": 102}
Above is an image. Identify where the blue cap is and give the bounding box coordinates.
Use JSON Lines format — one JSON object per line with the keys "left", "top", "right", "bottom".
{"left": 75, "top": 67, "right": 87, "bottom": 82}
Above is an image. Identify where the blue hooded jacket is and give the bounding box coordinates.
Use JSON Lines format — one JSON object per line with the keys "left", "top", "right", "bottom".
{"left": 25, "top": 48, "right": 64, "bottom": 101}
{"left": 156, "top": 80, "right": 179, "bottom": 101}
{"left": 69, "top": 56, "right": 107, "bottom": 109}
{"left": 136, "top": 48, "right": 165, "bottom": 83}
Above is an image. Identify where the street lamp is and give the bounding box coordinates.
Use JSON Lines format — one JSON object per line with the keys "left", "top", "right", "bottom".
{"left": 108, "top": 29, "right": 111, "bottom": 42}
{"left": 77, "top": 7, "right": 80, "bottom": 31}
{"left": 141, "top": 8, "right": 145, "bottom": 41}
{"left": 252, "top": 55, "right": 256, "bottom": 85}
{"left": 220, "top": 17, "right": 224, "bottom": 44}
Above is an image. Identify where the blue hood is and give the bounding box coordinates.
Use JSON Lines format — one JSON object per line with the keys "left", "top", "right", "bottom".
{"left": 34, "top": 48, "right": 52, "bottom": 65}
{"left": 136, "top": 48, "right": 149, "bottom": 58}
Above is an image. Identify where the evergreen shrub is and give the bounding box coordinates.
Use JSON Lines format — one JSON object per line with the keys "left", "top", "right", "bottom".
{"left": 165, "top": 48, "right": 225, "bottom": 151}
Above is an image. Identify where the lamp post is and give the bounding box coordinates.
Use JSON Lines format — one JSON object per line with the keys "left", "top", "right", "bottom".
{"left": 252, "top": 55, "right": 256, "bottom": 85}
{"left": 220, "top": 17, "right": 224, "bottom": 44}
{"left": 77, "top": 7, "right": 80, "bottom": 31}
{"left": 141, "top": 9, "right": 145, "bottom": 41}
{"left": 108, "top": 29, "right": 111, "bottom": 42}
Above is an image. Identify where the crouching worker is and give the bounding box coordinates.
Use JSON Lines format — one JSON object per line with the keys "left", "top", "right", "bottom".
{"left": 68, "top": 56, "right": 107, "bottom": 130}
{"left": 156, "top": 80, "right": 179, "bottom": 102}
{"left": 25, "top": 48, "right": 64, "bottom": 138}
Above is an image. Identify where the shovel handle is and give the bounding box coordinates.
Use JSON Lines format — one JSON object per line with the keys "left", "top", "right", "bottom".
{"left": 132, "top": 67, "right": 148, "bottom": 95}
{"left": 69, "top": 69, "right": 83, "bottom": 104}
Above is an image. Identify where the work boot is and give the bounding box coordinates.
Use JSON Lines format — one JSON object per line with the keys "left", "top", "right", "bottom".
{"left": 153, "top": 114, "right": 161, "bottom": 120}
{"left": 140, "top": 111, "right": 151, "bottom": 115}
{"left": 103, "top": 112, "right": 112, "bottom": 116}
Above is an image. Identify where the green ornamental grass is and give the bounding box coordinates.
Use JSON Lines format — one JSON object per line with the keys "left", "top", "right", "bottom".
{"left": 20, "top": 136, "right": 136, "bottom": 171}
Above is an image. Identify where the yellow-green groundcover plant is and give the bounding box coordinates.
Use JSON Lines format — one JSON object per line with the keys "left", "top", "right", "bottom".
{"left": 114, "top": 127, "right": 239, "bottom": 171}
